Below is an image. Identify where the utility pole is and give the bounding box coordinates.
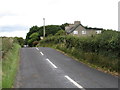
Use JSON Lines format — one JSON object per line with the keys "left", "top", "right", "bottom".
{"left": 43, "top": 18, "right": 45, "bottom": 37}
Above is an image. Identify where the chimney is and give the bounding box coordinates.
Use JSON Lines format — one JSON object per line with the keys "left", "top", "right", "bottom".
{"left": 74, "top": 21, "right": 81, "bottom": 25}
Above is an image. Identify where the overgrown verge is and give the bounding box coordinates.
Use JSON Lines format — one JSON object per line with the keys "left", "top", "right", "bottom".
{"left": 38, "top": 30, "right": 120, "bottom": 76}
{"left": 2, "top": 37, "right": 21, "bottom": 88}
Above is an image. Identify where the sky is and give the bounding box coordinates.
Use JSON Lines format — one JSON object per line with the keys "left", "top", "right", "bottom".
{"left": 0, "top": 0, "right": 119, "bottom": 39}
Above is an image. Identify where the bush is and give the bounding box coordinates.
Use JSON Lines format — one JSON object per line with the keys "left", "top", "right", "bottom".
{"left": 33, "top": 41, "right": 39, "bottom": 46}
{"left": 2, "top": 37, "right": 14, "bottom": 58}
{"left": 38, "top": 30, "right": 120, "bottom": 73}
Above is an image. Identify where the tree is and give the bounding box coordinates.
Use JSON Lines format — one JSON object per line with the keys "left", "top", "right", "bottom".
{"left": 38, "top": 25, "right": 62, "bottom": 37}
{"left": 14, "top": 37, "right": 24, "bottom": 47}
{"left": 28, "top": 32, "right": 39, "bottom": 47}
{"left": 47, "top": 34, "right": 53, "bottom": 37}
{"left": 25, "top": 24, "right": 68, "bottom": 47}
{"left": 60, "top": 23, "right": 69, "bottom": 30}
{"left": 55, "top": 30, "right": 66, "bottom": 36}
{"left": 25, "top": 26, "right": 40, "bottom": 45}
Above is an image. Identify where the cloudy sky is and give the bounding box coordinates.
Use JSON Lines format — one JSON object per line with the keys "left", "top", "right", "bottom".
{"left": 0, "top": 0, "right": 119, "bottom": 38}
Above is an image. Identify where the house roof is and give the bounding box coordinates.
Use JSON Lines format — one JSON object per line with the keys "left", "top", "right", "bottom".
{"left": 66, "top": 24, "right": 80, "bottom": 34}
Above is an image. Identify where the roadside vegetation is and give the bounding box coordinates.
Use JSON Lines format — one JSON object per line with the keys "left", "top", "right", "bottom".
{"left": 25, "top": 24, "right": 119, "bottom": 76}
{"left": 37, "top": 30, "right": 120, "bottom": 76}
{"left": 0, "top": 37, "right": 2, "bottom": 89}
{"left": 1, "top": 37, "right": 24, "bottom": 88}
{"left": 25, "top": 24, "right": 68, "bottom": 47}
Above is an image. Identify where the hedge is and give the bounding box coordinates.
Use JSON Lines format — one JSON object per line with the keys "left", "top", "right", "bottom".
{"left": 38, "top": 30, "right": 120, "bottom": 73}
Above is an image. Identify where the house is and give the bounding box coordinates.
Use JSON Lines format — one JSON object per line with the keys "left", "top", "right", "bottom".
{"left": 65, "top": 21, "right": 103, "bottom": 36}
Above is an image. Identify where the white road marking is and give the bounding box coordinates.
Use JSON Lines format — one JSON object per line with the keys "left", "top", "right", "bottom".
{"left": 46, "top": 58, "right": 58, "bottom": 68}
{"left": 36, "top": 47, "right": 39, "bottom": 51}
{"left": 40, "top": 52, "right": 44, "bottom": 55}
{"left": 65, "top": 75, "right": 85, "bottom": 90}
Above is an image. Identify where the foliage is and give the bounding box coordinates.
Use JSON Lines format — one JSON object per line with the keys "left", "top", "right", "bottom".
{"left": 25, "top": 26, "right": 40, "bottom": 45}
{"left": 47, "top": 34, "right": 53, "bottom": 37}
{"left": 84, "top": 26, "right": 103, "bottom": 30}
{"left": 55, "top": 30, "right": 66, "bottom": 36}
{"left": 25, "top": 25, "right": 63, "bottom": 47}
{"left": 43, "top": 25, "right": 61, "bottom": 36}
{"left": 1, "top": 37, "right": 24, "bottom": 88}
{"left": 33, "top": 41, "right": 39, "bottom": 47}
{"left": 27, "top": 32, "right": 39, "bottom": 47}
{"left": 38, "top": 30, "right": 120, "bottom": 73}
{"left": 14, "top": 37, "right": 24, "bottom": 47}
{"left": 1, "top": 37, "right": 23, "bottom": 57}
{"left": 1, "top": 37, "right": 14, "bottom": 57}
{"left": 2, "top": 43, "right": 21, "bottom": 88}
{"left": 60, "top": 23, "right": 69, "bottom": 30}
{"left": 0, "top": 37, "right": 2, "bottom": 51}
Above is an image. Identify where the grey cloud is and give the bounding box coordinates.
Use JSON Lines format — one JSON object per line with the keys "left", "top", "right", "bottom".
{"left": 0, "top": 25, "right": 29, "bottom": 32}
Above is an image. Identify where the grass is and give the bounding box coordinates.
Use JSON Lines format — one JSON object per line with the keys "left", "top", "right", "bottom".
{"left": 0, "top": 37, "right": 2, "bottom": 89}
{"left": 0, "top": 60, "right": 2, "bottom": 89}
{"left": 2, "top": 43, "right": 21, "bottom": 88}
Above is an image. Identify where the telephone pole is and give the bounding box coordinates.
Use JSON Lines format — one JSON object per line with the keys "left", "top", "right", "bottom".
{"left": 43, "top": 18, "right": 45, "bottom": 37}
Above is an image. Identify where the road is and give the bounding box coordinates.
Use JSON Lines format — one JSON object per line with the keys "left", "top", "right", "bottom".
{"left": 15, "top": 47, "right": 119, "bottom": 89}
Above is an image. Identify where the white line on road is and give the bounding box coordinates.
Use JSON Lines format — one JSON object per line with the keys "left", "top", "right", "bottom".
{"left": 65, "top": 75, "right": 85, "bottom": 90}
{"left": 36, "top": 47, "right": 39, "bottom": 51}
{"left": 40, "top": 52, "right": 44, "bottom": 55}
{"left": 46, "top": 58, "right": 58, "bottom": 68}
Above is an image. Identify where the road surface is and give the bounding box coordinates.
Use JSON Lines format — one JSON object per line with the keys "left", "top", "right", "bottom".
{"left": 15, "top": 47, "right": 119, "bottom": 89}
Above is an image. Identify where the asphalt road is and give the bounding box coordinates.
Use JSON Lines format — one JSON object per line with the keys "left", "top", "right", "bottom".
{"left": 15, "top": 47, "right": 119, "bottom": 89}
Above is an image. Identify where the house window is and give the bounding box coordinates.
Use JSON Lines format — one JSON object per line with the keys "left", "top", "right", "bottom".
{"left": 96, "top": 30, "right": 101, "bottom": 34}
{"left": 82, "top": 31, "right": 86, "bottom": 34}
{"left": 73, "top": 31, "right": 78, "bottom": 34}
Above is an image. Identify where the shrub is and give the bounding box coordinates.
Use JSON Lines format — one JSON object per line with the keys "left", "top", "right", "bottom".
{"left": 33, "top": 41, "right": 39, "bottom": 46}
{"left": 38, "top": 30, "right": 120, "bottom": 73}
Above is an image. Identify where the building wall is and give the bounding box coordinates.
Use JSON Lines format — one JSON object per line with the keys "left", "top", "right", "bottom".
{"left": 71, "top": 25, "right": 86, "bottom": 36}
{"left": 86, "top": 29, "right": 97, "bottom": 36}
{"left": 70, "top": 25, "right": 99, "bottom": 36}
{"left": 65, "top": 21, "right": 102, "bottom": 36}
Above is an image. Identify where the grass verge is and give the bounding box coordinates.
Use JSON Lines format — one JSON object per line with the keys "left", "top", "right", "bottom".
{"left": 2, "top": 43, "right": 21, "bottom": 88}
{"left": 55, "top": 48, "right": 118, "bottom": 76}
{"left": 0, "top": 37, "right": 2, "bottom": 89}
{"left": 39, "top": 44, "right": 119, "bottom": 76}
{"left": 0, "top": 60, "right": 2, "bottom": 89}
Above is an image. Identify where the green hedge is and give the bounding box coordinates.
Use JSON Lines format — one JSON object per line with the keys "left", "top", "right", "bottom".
{"left": 38, "top": 30, "right": 120, "bottom": 73}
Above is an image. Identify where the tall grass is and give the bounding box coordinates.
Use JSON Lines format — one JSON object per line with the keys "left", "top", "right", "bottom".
{"left": 0, "top": 37, "right": 2, "bottom": 89}
{"left": 0, "top": 61, "right": 1, "bottom": 89}
{"left": 0, "top": 37, "right": 2, "bottom": 51}
{"left": 2, "top": 37, "right": 21, "bottom": 88}
{"left": 2, "top": 37, "right": 14, "bottom": 58}
{"left": 2, "top": 43, "right": 21, "bottom": 88}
